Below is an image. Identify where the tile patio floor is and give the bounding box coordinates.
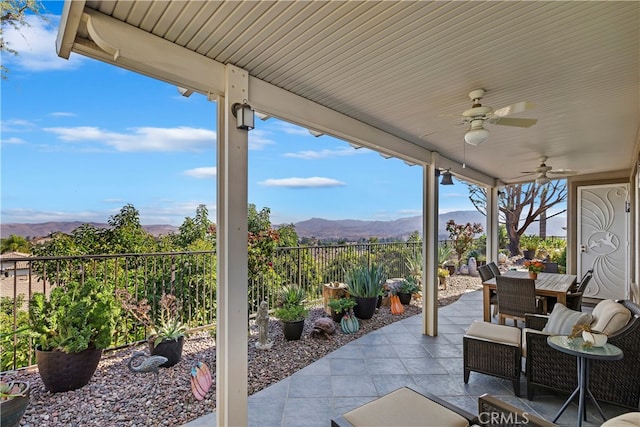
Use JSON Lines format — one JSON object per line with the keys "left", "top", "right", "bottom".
{"left": 184, "top": 289, "right": 631, "bottom": 427}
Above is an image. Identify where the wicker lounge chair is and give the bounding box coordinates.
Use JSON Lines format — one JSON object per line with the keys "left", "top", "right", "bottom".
{"left": 525, "top": 299, "right": 640, "bottom": 409}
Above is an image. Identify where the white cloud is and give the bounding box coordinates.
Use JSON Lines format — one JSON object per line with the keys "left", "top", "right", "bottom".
{"left": 259, "top": 177, "right": 345, "bottom": 188}
{"left": 2, "top": 14, "right": 82, "bottom": 72}
{"left": 184, "top": 167, "right": 216, "bottom": 179}
{"left": 272, "top": 122, "right": 312, "bottom": 136}
{"left": 49, "top": 112, "right": 76, "bottom": 117}
{"left": 248, "top": 129, "right": 275, "bottom": 150}
{"left": 283, "top": 147, "right": 363, "bottom": 160}
{"left": 0, "top": 137, "right": 25, "bottom": 145}
{"left": 1, "top": 119, "right": 38, "bottom": 133}
{"left": 43, "top": 126, "right": 216, "bottom": 152}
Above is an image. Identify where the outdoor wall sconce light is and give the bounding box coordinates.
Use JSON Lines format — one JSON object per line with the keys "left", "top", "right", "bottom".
{"left": 440, "top": 170, "right": 454, "bottom": 185}
{"left": 231, "top": 101, "right": 255, "bottom": 130}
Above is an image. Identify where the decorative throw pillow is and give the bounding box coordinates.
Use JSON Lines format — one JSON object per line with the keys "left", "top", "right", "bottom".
{"left": 590, "top": 299, "right": 632, "bottom": 335}
{"left": 542, "top": 303, "right": 593, "bottom": 335}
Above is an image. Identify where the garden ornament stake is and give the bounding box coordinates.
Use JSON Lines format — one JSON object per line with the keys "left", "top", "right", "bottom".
{"left": 127, "top": 351, "right": 168, "bottom": 391}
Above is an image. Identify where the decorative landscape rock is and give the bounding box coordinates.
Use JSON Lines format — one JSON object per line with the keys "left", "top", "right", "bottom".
{"left": 468, "top": 257, "right": 478, "bottom": 277}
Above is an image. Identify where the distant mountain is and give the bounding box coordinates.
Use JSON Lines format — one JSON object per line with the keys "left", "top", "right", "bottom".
{"left": 1, "top": 222, "right": 178, "bottom": 239}
{"left": 2, "top": 210, "right": 566, "bottom": 242}
{"left": 290, "top": 211, "right": 567, "bottom": 241}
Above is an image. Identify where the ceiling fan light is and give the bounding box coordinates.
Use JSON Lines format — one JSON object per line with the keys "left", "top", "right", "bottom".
{"left": 464, "top": 127, "right": 489, "bottom": 146}
{"left": 536, "top": 175, "right": 551, "bottom": 185}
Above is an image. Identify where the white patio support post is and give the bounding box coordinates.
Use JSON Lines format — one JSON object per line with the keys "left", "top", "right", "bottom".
{"left": 486, "top": 184, "right": 500, "bottom": 263}
{"left": 216, "top": 64, "right": 249, "bottom": 427}
{"left": 422, "top": 157, "right": 439, "bottom": 336}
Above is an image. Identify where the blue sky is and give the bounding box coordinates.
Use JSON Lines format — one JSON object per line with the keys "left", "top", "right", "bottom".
{"left": 1, "top": 2, "right": 476, "bottom": 227}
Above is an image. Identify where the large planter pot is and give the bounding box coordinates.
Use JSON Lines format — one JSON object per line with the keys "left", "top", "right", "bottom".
{"left": 353, "top": 296, "right": 378, "bottom": 320}
{"left": 0, "top": 381, "right": 30, "bottom": 427}
{"left": 281, "top": 319, "right": 305, "bottom": 340}
{"left": 149, "top": 336, "right": 184, "bottom": 367}
{"left": 397, "top": 292, "right": 412, "bottom": 305}
{"left": 36, "top": 346, "right": 102, "bottom": 392}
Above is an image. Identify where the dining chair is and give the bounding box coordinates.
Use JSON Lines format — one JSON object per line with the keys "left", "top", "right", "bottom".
{"left": 565, "top": 270, "right": 593, "bottom": 311}
{"left": 487, "top": 262, "right": 501, "bottom": 277}
{"left": 495, "top": 276, "right": 543, "bottom": 327}
{"left": 478, "top": 265, "right": 499, "bottom": 317}
{"left": 542, "top": 262, "right": 559, "bottom": 273}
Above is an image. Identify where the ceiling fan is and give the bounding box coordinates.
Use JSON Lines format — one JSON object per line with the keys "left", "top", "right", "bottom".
{"left": 518, "top": 156, "right": 578, "bottom": 184}
{"left": 460, "top": 89, "right": 537, "bottom": 146}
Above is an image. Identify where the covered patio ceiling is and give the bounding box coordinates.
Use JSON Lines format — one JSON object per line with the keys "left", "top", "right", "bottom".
{"left": 59, "top": 1, "right": 640, "bottom": 184}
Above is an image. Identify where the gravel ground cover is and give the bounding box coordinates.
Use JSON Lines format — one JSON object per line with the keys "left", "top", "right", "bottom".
{"left": 6, "top": 275, "right": 482, "bottom": 427}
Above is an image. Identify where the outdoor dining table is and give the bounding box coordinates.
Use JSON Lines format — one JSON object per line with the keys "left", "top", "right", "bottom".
{"left": 481, "top": 270, "right": 578, "bottom": 322}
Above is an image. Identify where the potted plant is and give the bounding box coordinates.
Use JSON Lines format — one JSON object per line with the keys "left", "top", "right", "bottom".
{"left": 116, "top": 289, "right": 188, "bottom": 367}
{"left": 438, "top": 267, "right": 450, "bottom": 288}
{"left": 521, "top": 236, "right": 539, "bottom": 259}
{"left": 274, "top": 284, "right": 308, "bottom": 340}
{"left": 0, "top": 379, "right": 30, "bottom": 427}
{"left": 345, "top": 263, "right": 387, "bottom": 320}
{"left": 397, "top": 276, "right": 419, "bottom": 305}
{"left": 523, "top": 260, "right": 545, "bottom": 280}
{"left": 29, "top": 278, "right": 120, "bottom": 392}
{"left": 327, "top": 297, "right": 356, "bottom": 322}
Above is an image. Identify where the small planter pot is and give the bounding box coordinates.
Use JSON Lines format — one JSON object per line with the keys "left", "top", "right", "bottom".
{"left": 149, "top": 336, "right": 185, "bottom": 368}
{"left": 445, "top": 265, "right": 456, "bottom": 276}
{"left": 523, "top": 250, "right": 536, "bottom": 260}
{"left": 0, "top": 381, "right": 30, "bottom": 427}
{"left": 353, "top": 296, "right": 378, "bottom": 320}
{"left": 397, "top": 292, "right": 412, "bottom": 305}
{"left": 281, "top": 319, "right": 305, "bottom": 340}
{"left": 330, "top": 309, "right": 344, "bottom": 323}
{"left": 36, "top": 346, "right": 102, "bottom": 392}
{"left": 528, "top": 271, "right": 538, "bottom": 280}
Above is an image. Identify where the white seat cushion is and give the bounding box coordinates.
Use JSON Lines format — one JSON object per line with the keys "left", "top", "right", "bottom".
{"left": 342, "top": 387, "right": 469, "bottom": 427}
{"left": 465, "top": 321, "right": 521, "bottom": 346}
{"left": 601, "top": 412, "right": 640, "bottom": 426}
{"left": 542, "top": 303, "right": 593, "bottom": 335}
{"left": 590, "top": 299, "right": 632, "bottom": 335}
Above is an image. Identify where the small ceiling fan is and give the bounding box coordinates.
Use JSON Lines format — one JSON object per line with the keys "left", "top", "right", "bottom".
{"left": 518, "top": 156, "right": 578, "bottom": 184}
{"left": 460, "top": 89, "right": 537, "bottom": 145}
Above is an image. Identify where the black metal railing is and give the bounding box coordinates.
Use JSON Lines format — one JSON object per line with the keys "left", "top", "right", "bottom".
{"left": 1, "top": 241, "right": 423, "bottom": 370}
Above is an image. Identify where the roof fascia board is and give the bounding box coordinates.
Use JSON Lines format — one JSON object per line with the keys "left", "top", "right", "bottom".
{"left": 56, "top": 0, "right": 85, "bottom": 59}
{"left": 76, "top": 8, "right": 226, "bottom": 97}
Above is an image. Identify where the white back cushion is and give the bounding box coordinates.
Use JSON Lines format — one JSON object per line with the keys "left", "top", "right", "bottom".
{"left": 590, "top": 299, "right": 631, "bottom": 335}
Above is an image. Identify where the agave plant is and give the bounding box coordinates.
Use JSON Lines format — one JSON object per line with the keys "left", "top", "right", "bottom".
{"left": 345, "top": 263, "right": 387, "bottom": 298}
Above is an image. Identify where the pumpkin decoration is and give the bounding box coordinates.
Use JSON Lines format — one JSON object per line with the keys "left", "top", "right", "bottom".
{"left": 340, "top": 312, "right": 360, "bottom": 334}
{"left": 390, "top": 295, "right": 404, "bottom": 315}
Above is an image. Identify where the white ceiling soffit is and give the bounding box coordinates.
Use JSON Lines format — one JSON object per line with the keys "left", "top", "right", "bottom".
{"left": 62, "top": 1, "right": 639, "bottom": 185}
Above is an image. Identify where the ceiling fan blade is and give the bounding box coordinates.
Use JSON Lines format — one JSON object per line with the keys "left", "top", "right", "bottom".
{"left": 548, "top": 169, "right": 578, "bottom": 175}
{"left": 493, "top": 101, "right": 535, "bottom": 117}
{"left": 493, "top": 117, "right": 538, "bottom": 128}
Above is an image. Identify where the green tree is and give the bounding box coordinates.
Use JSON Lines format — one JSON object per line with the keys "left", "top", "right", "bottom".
{"left": 0, "top": 234, "right": 30, "bottom": 253}
{"left": 468, "top": 181, "right": 567, "bottom": 256}
{"left": 1, "top": 0, "right": 47, "bottom": 79}
{"left": 175, "top": 204, "right": 213, "bottom": 249}
{"left": 104, "top": 203, "right": 157, "bottom": 253}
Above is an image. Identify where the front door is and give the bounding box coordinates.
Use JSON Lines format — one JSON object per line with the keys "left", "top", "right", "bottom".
{"left": 577, "top": 184, "right": 629, "bottom": 300}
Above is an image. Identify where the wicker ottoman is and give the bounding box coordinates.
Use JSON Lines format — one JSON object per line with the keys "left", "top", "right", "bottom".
{"left": 464, "top": 321, "right": 522, "bottom": 396}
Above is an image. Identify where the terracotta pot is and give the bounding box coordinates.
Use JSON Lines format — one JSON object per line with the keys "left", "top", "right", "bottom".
{"left": 529, "top": 271, "right": 538, "bottom": 280}
{"left": 36, "top": 346, "right": 102, "bottom": 392}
